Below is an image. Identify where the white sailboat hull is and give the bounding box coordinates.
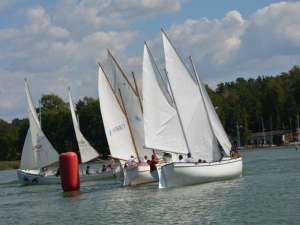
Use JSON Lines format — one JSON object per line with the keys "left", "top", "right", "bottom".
{"left": 157, "top": 158, "right": 243, "bottom": 189}
{"left": 17, "top": 169, "right": 60, "bottom": 185}
{"left": 123, "top": 165, "right": 158, "bottom": 186}
{"left": 17, "top": 169, "right": 116, "bottom": 185}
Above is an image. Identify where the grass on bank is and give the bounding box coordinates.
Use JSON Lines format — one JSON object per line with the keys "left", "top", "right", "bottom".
{"left": 0, "top": 161, "right": 20, "bottom": 170}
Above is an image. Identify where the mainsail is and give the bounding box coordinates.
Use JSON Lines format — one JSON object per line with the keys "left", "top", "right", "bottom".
{"left": 142, "top": 43, "right": 188, "bottom": 154}
{"left": 98, "top": 64, "right": 138, "bottom": 160}
{"left": 20, "top": 80, "right": 59, "bottom": 169}
{"left": 106, "top": 51, "right": 151, "bottom": 160}
{"left": 68, "top": 89, "right": 99, "bottom": 163}
{"left": 162, "top": 31, "right": 221, "bottom": 162}
{"left": 20, "top": 130, "right": 35, "bottom": 169}
{"left": 190, "top": 60, "right": 232, "bottom": 155}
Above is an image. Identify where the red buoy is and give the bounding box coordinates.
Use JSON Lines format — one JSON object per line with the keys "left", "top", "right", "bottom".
{"left": 59, "top": 152, "right": 80, "bottom": 192}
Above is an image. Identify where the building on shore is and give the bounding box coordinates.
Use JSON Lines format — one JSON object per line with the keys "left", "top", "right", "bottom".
{"left": 248, "top": 130, "right": 290, "bottom": 147}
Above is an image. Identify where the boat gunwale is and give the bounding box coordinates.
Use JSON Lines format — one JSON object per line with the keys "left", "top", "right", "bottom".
{"left": 159, "top": 157, "right": 242, "bottom": 169}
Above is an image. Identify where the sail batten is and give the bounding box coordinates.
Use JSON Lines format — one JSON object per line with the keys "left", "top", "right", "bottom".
{"left": 68, "top": 89, "right": 99, "bottom": 163}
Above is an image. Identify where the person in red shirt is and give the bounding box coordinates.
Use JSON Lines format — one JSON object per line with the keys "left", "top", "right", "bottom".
{"left": 148, "top": 150, "right": 159, "bottom": 172}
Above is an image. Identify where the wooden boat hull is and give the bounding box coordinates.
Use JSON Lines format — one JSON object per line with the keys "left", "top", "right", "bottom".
{"left": 17, "top": 169, "right": 116, "bottom": 185}
{"left": 123, "top": 165, "right": 158, "bottom": 186}
{"left": 157, "top": 158, "right": 243, "bottom": 189}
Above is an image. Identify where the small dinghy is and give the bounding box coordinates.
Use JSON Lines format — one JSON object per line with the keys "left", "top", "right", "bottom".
{"left": 17, "top": 79, "right": 60, "bottom": 185}
{"left": 18, "top": 80, "right": 115, "bottom": 185}
{"left": 68, "top": 88, "right": 116, "bottom": 181}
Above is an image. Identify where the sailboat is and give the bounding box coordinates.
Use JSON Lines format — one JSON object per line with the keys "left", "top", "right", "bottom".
{"left": 17, "top": 79, "right": 60, "bottom": 185}
{"left": 106, "top": 51, "right": 159, "bottom": 186}
{"left": 98, "top": 61, "right": 158, "bottom": 186}
{"left": 147, "top": 30, "right": 242, "bottom": 188}
{"left": 67, "top": 88, "right": 116, "bottom": 181}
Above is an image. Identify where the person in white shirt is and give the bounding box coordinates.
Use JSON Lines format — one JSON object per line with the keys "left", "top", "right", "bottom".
{"left": 126, "top": 155, "right": 138, "bottom": 167}
{"left": 141, "top": 155, "right": 148, "bottom": 164}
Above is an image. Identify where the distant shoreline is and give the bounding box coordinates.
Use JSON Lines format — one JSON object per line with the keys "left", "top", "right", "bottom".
{"left": 0, "top": 145, "right": 297, "bottom": 171}
{"left": 0, "top": 161, "right": 20, "bottom": 171}
{"left": 241, "top": 145, "right": 298, "bottom": 151}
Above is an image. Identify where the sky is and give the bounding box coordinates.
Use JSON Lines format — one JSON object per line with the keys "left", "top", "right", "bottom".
{"left": 1, "top": 0, "right": 300, "bottom": 121}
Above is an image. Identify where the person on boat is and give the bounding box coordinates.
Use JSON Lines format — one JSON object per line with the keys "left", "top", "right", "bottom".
{"left": 101, "top": 165, "right": 107, "bottom": 172}
{"left": 162, "top": 152, "right": 172, "bottom": 163}
{"left": 185, "top": 153, "right": 195, "bottom": 163}
{"left": 41, "top": 167, "right": 48, "bottom": 176}
{"left": 141, "top": 155, "right": 148, "bottom": 164}
{"left": 148, "top": 151, "right": 159, "bottom": 172}
{"left": 106, "top": 164, "right": 112, "bottom": 172}
{"left": 86, "top": 165, "right": 90, "bottom": 175}
{"left": 126, "top": 155, "right": 138, "bottom": 167}
{"left": 230, "top": 141, "right": 241, "bottom": 159}
{"left": 178, "top": 154, "right": 184, "bottom": 162}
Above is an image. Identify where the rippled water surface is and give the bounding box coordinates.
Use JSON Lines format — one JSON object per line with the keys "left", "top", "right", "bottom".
{"left": 1, "top": 148, "right": 300, "bottom": 225}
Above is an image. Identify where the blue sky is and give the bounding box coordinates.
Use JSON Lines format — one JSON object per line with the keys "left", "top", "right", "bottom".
{"left": 0, "top": 0, "right": 300, "bottom": 120}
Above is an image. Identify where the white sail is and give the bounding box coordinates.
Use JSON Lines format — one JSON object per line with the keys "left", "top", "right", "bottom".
{"left": 142, "top": 43, "right": 188, "bottom": 154}
{"left": 107, "top": 52, "right": 151, "bottom": 160}
{"left": 68, "top": 89, "right": 99, "bottom": 163}
{"left": 20, "top": 129, "right": 36, "bottom": 169}
{"left": 24, "top": 80, "right": 59, "bottom": 169}
{"left": 98, "top": 65, "right": 137, "bottom": 160}
{"left": 162, "top": 31, "right": 220, "bottom": 162}
{"left": 197, "top": 74, "right": 232, "bottom": 155}
{"left": 106, "top": 51, "right": 118, "bottom": 91}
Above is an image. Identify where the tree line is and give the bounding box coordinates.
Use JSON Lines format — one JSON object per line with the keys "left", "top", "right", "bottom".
{"left": 1, "top": 65, "right": 300, "bottom": 161}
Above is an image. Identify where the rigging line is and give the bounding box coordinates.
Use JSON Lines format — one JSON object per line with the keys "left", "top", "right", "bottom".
{"left": 131, "top": 71, "right": 143, "bottom": 113}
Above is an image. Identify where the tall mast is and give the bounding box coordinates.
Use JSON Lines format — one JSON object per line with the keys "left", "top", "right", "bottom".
{"left": 131, "top": 72, "right": 143, "bottom": 113}
{"left": 261, "top": 117, "right": 266, "bottom": 145}
{"left": 118, "top": 88, "right": 140, "bottom": 161}
{"left": 98, "top": 62, "right": 126, "bottom": 115}
{"left": 236, "top": 123, "right": 241, "bottom": 147}
{"left": 39, "top": 99, "right": 42, "bottom": 128}
{"left": 164, "top": 69, "right": 191, "bottom": 155}
{"left": 76, "top": 114, "right": 80, "bottom": 130}
{"left": 107, "top": 49, "right": 138, "bottom": 96}
{"left": 270, "top": 116, "right": 273, "bottom": 145}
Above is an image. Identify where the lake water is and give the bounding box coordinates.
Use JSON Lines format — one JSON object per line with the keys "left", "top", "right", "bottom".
{"left": 0, "top": 148, "right": 299, "bottom": 225}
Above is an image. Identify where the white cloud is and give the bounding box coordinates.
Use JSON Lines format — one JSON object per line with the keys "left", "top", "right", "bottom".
{"left": 2, "top": 1, "right": 300, "bottom": 120}
{"left": 0, "top": 5, "right": 137, "bottom": 120}
{"left": 0, "top": 0, "right": 15, "bottom": 12}
{"left": 144, "top": 1, "right": 300, "bottom": 87}
{"left": 24, "top": 6, "right": 70, "bottom": 38}
{"left": 55, "top": 0, "right": 184, "bottom": 34}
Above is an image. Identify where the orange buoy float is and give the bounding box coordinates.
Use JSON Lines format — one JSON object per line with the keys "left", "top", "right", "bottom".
{"left": 59, "top": 152, "right": 80, "bottom": 192}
